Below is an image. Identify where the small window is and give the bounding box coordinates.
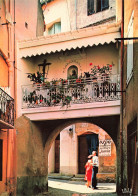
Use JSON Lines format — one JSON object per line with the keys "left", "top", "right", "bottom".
{"left": 88, "top": 0, "right": 109, "bottom": 15}
{"left": 0, "top": 140, "right": 3, "bottom": 181}
{"left": 48, "top": 22, "right": 61, "bottom": 35}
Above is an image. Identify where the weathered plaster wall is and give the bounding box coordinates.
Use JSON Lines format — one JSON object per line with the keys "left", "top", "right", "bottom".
{"left": 15, "top": 116, "right": 48, "bottom": 195}
{"left": 116, "top": 0, "right": 122, "bottom": 23}
{"left": 43, "top": 0, "right": 71, "bottom": 34}
{"left": 48, "top": 141, "right": 55, "bottom": 173}
{"left": 122, "top": 0, "right": 138, "bottom": 192}
{"left": 0, "top": 56, "right": 8, "bottom": 87}
{"left": 43, "top": 0, "right": 116, "bottom": 33}
{"left": 0, "top": 129, "right": 16, "bottom": 195}
{"left": 0, "top": 131, "right": 8, "bottom": 194}
{"left": 60, "top": 125, "right": 78, "bottom": 175}
{"left": 15, "top": 0, "right": 43, "bottom": 40}
{"left": 123, "top": 0, "right": 138, "bottom": 123}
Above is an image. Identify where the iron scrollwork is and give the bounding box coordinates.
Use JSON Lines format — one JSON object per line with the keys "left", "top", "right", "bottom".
{"left": 0, "top": 88, "right": 14, "bottom": 126}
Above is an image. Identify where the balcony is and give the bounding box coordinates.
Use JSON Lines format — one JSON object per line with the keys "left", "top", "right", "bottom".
{"left": 0, "top": 88, "right": 14, "bottom": 129}
{"left": 22, "top": 74, "right": 121, "bottom": 109}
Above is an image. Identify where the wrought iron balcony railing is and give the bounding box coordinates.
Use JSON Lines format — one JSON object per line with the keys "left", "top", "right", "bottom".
{"left": 0, "top": 88, "right": 14, "bottom": 126}
{"left": 22, "top": 74, "right": 121, "bottom": 109}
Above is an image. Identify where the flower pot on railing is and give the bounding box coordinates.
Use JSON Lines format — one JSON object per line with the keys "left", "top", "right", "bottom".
{"left": 76, "top": 79, "right": 81, "bottom": 83}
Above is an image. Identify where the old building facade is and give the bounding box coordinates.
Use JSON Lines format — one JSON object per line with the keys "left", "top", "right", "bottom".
{"left": 120, "top": 0, "right": 138, "bottom": 195}
{"left": 15, "top": 0, "right": 123, "bottom": 195}
{"left": 0, "top": 0, "right": 16, "bottom": 194}
{"left": 1, "top": 0, "right": 137, "bottom": 195}
{"left": 0, "top": 0, "right": 44, "bottom": 195}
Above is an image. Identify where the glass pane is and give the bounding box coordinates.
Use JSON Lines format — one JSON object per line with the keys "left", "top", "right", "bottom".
{"left": 54, "top": 22, "right": 61, "bottom": 34}
{"left": 48, "top": 25, "right": 55, "bottom": 35}
{"left": 97, "top": 0, "right": 101, "bottom": 12}
{"left": 48, "top": 22, "right": 61, "bottom": 35}
{"left": 88, "top": 0, "right": 94, "bottom": 15}
{"left": 102, "top": 0, "right": 109, "bottom": 10}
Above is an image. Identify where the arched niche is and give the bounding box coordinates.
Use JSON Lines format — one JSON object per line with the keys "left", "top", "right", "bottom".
{"left": 67, "top": 65, "right": 78, "bottom": 79}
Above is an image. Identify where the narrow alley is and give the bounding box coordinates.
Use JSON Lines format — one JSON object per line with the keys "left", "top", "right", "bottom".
{"left": 0, "top": 0, "right": 138, "bottom": 196}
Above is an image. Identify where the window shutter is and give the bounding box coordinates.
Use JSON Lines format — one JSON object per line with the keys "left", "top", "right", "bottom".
{"left": 127, "top": 11, "right": 134, "bottom": 83}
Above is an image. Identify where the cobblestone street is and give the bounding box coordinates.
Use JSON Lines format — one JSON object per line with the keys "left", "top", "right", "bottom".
{"left": 39, "top": 179, "right": 118, "bottom": 196}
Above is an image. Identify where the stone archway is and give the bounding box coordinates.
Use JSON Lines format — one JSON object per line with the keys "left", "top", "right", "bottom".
{"left": 48, "top": 122, "right": 117, "bottom": 183}
{"left": 15, "top": 115, "right": 121, "bottom": 195}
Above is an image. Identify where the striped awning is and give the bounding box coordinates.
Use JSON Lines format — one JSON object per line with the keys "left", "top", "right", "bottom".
{"left": 18, "top": 22, "right": 121, "bottom": 58}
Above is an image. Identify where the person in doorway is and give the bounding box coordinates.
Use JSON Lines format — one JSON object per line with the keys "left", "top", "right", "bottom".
{"left": 88, "top": 151, "right": 99, "bottom": 189}
{"left": 84, "top": 157, "right": 93, "bottom": 188}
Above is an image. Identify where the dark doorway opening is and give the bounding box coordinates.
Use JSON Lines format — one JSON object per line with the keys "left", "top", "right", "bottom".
{"left": 78, "top": 133, "right": 99, "bottom": 174}
{"left": 127, "top": 118, "right": 137, "bottom": 189}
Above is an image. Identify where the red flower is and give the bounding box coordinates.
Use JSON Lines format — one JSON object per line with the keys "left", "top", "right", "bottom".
{"left": 109, "top": 64, "right": 112, "bottom": 67}
{"left": 76, "top": 79, "right": 81, "bottom": 83}
{"left": 89, "top": 63, "right": 93, "bottom": 66}
{"left": 97, "top": 65, "right": 100, "bottom": 69}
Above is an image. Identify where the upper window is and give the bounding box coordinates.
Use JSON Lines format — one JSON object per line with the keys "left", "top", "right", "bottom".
{"left": 88, "top": 0, "right": 109, "bottom": 16}
{"left": 48, "top": 22, "right": 61, "bottom": 35}
{"left": 127, "top": 11, "right": 134, "bottom": 84}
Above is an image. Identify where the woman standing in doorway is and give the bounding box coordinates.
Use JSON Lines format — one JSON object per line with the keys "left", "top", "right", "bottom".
{"left": 84, "top": 157, "right": 93, "bottom": 188}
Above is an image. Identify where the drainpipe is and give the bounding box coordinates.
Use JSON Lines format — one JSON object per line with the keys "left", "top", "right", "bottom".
{"left": 6, "top": 130, "right": 9, "bottom": 191}
{"left": 75, "top": 0, "right": 77, "bottom": 30}
{"left": 120, "top": 0, "right": 124, "bottom": 190}
{"left": 13, "top": 0, "right": 16, "bottom": 119}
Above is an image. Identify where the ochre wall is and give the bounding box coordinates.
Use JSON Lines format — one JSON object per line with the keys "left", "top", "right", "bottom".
{"left": 0, "top": 130, "right": 16, "bottom": 195}
{"left": 0, "top": 56, "right": 8, "bottom": 87}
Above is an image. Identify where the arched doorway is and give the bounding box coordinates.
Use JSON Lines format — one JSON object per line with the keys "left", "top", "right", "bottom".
{"left": 48, "top": 122, "right": 116, "bottom": 184}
